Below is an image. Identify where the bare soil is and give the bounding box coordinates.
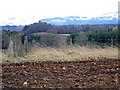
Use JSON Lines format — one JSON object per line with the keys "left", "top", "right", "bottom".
{"left": 2, "top": 58, "right": 120, "bottom": 89}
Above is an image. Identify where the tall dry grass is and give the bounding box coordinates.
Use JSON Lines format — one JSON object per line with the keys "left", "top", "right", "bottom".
{"left": 1, "top": 45, "right": 118, "bottom": 63}
{"left": 25, "top": 45, "right": 118, "bottom": 62}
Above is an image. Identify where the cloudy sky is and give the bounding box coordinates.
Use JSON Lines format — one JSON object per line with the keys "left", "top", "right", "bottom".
{"left": 0, "top": 0, "right": 119, "bottom": 25}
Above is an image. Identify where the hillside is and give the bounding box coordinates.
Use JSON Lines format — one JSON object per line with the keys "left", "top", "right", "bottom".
{"left": 23, "top": 21, "right": 117, "bottom": 34}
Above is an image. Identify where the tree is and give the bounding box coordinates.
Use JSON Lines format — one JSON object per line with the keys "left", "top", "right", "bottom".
{"left": 24, "top": 35, "right": 28, "bottom": 55}
{"left": 1, "top": 30, "right": 9, "bottom": 49}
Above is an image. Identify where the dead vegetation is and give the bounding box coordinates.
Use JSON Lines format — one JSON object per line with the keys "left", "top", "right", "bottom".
{"left": 1, "top": 45, "right": 118, "bottom": 63}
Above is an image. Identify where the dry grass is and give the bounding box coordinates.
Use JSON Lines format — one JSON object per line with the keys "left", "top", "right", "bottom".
{"left": 25, "top": 46, "right": 118, "bottom": 62}
{"left": 1, "top": 46, "right": 118, "bottom": 63}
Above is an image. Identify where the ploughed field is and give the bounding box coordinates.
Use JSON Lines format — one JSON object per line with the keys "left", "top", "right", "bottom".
{"left": 2, "top": 58, "right": 120, "bottom": 88}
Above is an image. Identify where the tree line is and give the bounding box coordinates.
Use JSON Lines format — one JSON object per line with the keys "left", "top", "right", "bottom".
{"left": 1, "top": 30, "right": 29, "bottom": 57}
{"left": 67, "top": 29, "right": 120, "bottom": 47}
{"left": 1, "top": 30, "right": 65, "bottom": 58}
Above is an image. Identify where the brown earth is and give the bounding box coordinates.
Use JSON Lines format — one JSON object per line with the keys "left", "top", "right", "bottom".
{"left": 1, "top": 58, "right": 120, "bottom": 89}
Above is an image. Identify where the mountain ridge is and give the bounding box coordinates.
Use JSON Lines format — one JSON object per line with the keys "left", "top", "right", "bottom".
{"left": 41, "top": 12, "right": 118, "bottom": 25}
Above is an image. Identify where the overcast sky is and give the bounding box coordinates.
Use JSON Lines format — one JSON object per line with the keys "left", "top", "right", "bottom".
{"left": 0, "top": 0, "right": 119, "bottom": 25}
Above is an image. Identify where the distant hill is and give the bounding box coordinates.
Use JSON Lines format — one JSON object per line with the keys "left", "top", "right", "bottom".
{"left": 41, "top": 12, "right": 118, "bottom": 25}
{"left": 23, "top": 21, "right": 117, "bottom": 34}
{"left": 0, "top": 25, "right": 24, "bottom": 31}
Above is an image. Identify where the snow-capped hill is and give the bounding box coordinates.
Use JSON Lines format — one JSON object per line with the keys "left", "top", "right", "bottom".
{"left": 66, "top": 16, "right": 92, "bottom": 20}
{"left": 41, "top": 16, "right": 93, "bottom": 25}
{"left": 0, "top": 12, "right": 118, "bottom": 26}
{"left": 41, "top": 12, "right": 118, "bottom": 25}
